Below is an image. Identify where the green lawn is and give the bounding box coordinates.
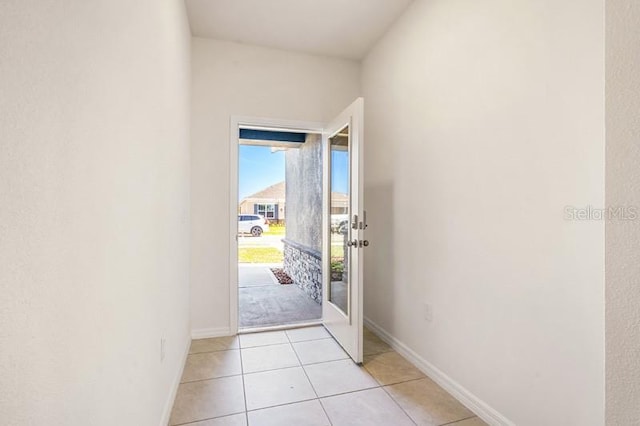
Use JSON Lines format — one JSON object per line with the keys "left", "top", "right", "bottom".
{"left": 264, "top": 226, "right": 286, "bottom": 236}
{"left": 238, "top": 231, "right": 343, "bottom": 264}
{"left": 238, "top": 247, "right": 284, "bottom": 263}
{"left": 331, "top": 245, "right": 344, "bottom": 258}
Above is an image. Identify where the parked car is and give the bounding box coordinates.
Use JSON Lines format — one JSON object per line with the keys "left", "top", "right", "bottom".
{"left": 238, "top": 214, "right": 270, "bottom": 237}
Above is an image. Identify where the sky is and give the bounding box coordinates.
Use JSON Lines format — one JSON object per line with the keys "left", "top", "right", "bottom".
{"left": 238, "top": 145, "right": 285, "bottom": 200}
{"left": 238, "top": 145, "right": 349, "bottom": 200}
{"left": 331, "top": 150, "right": 349, "bottom": 194}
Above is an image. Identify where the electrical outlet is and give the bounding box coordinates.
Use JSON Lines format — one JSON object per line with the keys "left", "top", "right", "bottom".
{"left": 160, "top": 338, "right": 166, "bottom": 362}
{"left": 423, "top": 303, "right": 433, "bottom": 322}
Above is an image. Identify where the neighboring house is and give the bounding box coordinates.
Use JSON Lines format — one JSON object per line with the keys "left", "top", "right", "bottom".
{"left": 239, "top": 181, "right": 285, "bottom": 222}
{"left": 330, "top": 192, "right": 348, "bottom": 215}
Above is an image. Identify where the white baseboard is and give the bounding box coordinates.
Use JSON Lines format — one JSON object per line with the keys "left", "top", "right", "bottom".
{"left": 191, "top": 326, "right": 232, "bottom": 339}
{"left": 159, "top": 333, "right": 191, "bottom": 426}
{"left": 363, "top": 317, "right": 514, "bottom": 426}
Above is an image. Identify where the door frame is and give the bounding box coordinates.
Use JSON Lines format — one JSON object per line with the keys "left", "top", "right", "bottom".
{"left": 229, "top": 116, "right": 324, "bottom": 335}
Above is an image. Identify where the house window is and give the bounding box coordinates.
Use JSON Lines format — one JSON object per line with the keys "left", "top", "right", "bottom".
{"left": 256, "top": 203, "right": 276, "bottom": 219}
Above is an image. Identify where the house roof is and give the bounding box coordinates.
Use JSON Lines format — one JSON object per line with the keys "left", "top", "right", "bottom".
{"left": 331, "top": 192, "right": 348, "bottom": 202}
{"left": 243, "top": 181, "right": 285, "bottom": 201}
{"left": 242, "top": 181, "right": 348, "bottom": 204}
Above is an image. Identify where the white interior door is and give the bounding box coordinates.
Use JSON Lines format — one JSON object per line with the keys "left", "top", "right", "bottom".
{"left": 322, "top": 97, "right": 365, "bottom": 363}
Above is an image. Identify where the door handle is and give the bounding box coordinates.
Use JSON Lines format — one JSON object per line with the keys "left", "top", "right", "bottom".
{"left": 362, "top": 240, "right": 369, "bottom": 247}
{"left": 346, "top": 239, "right": 358, "bottom": 247}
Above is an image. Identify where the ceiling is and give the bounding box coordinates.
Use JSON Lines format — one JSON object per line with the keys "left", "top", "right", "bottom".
{"left": 184, "top": 0, "right": 414, "bottom": 60}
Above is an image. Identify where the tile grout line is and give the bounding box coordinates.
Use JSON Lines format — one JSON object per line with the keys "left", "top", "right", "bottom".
{"left": 240, "top": 340, "right": 290, "bottom": 350}
{"left": 184, "top": 333, "right": 449, "bottom": 425}
{"left": 180, "top": 372, "right": 243, "bottom": 385}
{"left": 246, "top": 396, "right": 320, "bottom": 414}
{"left": 362, "top": 350, "right": 427, "bottom": 387}
{"left": 243, "top": 363, "right": 301, "bottom": 376}
{"left": 361, "top": 361, "right": 386, "bottom": 387}
{"left": 363, "top": 345, "right": 423, "bottom": 425}
{"left": 239, "top": 320, "right": 324, "bottom": 334}
{"left": 173, "top": 381, "right": 450, "bottom": 426}
{"left": 380, "top": 376, "right": 428, "bottom": 387}
{"left": 240, "top": 354, "right": 357, "bottom": 377}
{"left": 363, "top": 342, "right": 423, "bottom": 425}
{"left": 288, "top": 335, "right": 351, "bottom": 366}
{"left": 230, "top": 327, "right": 387, "bottom": 352}
{"left": 366, "top": 344, "right": 478, "bottom": 426}
{"left": 316, "top": 398, "right": 333, "bottom": 426}
{"left": 289, "top": 336, "right": 334, "bottom": 344}
{"left": 180, "top": 349, "right": 243, "bottom": 384}
{"left": 243, "top": 378, "right": 419, "bottom": 415}
{"left": 380, "top": 383, "right": 418, "bottom": 426}
{"left": 173, "top": 412, "right": 245, "bottom": 426}
{"left": 317, "top": 384, "right": 381, "bottom": 400}
{"left": 363, "top": 348, "right": 396, "bottom": 357}
{"left": 177, "top": 399, "right": 432, "bottom": 426}
{"left": 188, "top": 344, "right": 240, "bottom": 355}
{"left": 440, "top": 415, "right": 479, "bottom": 426}
{"left": 298, "top": 355, "right": 351, "bottom": 366}
{"left": 287, "top": 327, "right": 334, "bottom": 426}
{"left": 180, "top": 359, "right": 431, "bottom": 422}
{"left": 170, "top": 340, "right": 241, "bottom": 425}
{"left": 238, "top": 336, "right": 250, "bottom": 426}
{"left": 240, "top": 337, "right": 333, "bottom": 350}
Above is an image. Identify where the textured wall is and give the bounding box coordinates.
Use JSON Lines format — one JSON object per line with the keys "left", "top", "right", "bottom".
{"left": 362, "top": 0, "right": 604, "bottom": 424}
{"left": 283, "top": 134, "right": 324, "bottom": 303}
{"left": 0, "top": 1, "right": 191, "bottom": 424}
{"left": 190, "top": 40, "right": 360, "bottom": 334}
{"left": 285, "top": 134, "right": 323, "bottom": 252}
{"left": 606, "top": 0, "right": 640, "bottom": 423}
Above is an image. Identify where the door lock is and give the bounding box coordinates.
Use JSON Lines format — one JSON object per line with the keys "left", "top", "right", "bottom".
{"left": 351, "top": 214, "right": 359, "bottom": 230}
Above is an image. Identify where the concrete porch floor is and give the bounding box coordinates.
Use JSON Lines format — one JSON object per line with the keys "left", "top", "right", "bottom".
{"left": 239, "top": 264, "right": 321, "bottom": 328}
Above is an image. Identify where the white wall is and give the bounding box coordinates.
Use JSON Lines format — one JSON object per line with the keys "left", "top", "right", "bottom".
{"left": 606, "top": 0, "right": 640, "bottom": 423}
{"left": 190, "top": 38, "right": 360, "bottom": 334}
{"left": 0, "top": 1, "right": 191, "bottom": 425}
{"left": 362, "top": 1, "right": 604, "bottom": 424}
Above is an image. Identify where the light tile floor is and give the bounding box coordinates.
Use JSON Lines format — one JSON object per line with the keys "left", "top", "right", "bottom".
{"left": 169, "top": 326, "right": 487, "bottom": 426}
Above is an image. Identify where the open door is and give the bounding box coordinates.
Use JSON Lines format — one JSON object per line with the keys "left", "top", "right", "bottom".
{"left": 322, "top": 98, "right": 366, "bottom": 363}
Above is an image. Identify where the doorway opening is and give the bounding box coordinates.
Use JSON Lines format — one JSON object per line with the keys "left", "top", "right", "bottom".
{"left": 229, "top": 97, "right": 364, "bottom": 361}
{"left": 232, "top": 119, "right": 326, "bottom": 331}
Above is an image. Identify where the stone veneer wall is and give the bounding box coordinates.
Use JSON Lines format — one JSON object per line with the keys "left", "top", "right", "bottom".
{"left": 283, "top": 239, "right": 322, "bottom": 304}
